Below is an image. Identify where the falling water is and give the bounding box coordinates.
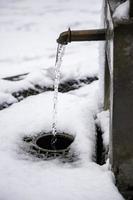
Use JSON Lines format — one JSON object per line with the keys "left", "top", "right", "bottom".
{"left": 51, "top": 44, "right": 66, "bottom": 149}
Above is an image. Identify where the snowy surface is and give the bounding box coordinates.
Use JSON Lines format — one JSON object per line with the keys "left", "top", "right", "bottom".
{"left": 0, "top": 92, "right": 123, "bottom": 200}
{"left": 0, "top": 69, "right": 53, "bottom": 94}
{"left": 0, "top": 92, "right": 17, "bottom": 106}
{"left": 113, "top": 0, "right": 129, "bottom": 22}
{"left": 0, "top": 0, "right": 124, "bottom": 200}
{"left": 0, "top": 0, "right": 102, "bottom": 78}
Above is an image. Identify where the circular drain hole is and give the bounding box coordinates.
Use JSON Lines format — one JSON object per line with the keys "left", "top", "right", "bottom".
{"left": 23, "top": 133, "right": 75, "bottom": 161}
{"left": 36, "top": 133, "right": 74, "bottom": 151}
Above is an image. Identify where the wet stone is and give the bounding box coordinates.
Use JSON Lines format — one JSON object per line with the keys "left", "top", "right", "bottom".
{"left": 12, "top": 86, "right": 53, "bottom": 101}
{"left": 58, "top": 77, "right": 98, "bottom": 93}
{"left": 0, "top": 103, "right": 12, "bottom": 111}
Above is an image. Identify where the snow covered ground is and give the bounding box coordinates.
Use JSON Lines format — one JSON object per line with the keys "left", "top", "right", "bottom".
{"left": 0, "top": 92, "right": 123, "bottom": 200}
{"left": 0, "top": 0, "right": 102, "bottom": 78}
{"left": 0, "top": 0, "right": 124, "bottom": 200}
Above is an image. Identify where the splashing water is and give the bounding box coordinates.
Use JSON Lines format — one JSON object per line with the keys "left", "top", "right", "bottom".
{"left": 51, "top": 44, "right": 66, "bottom": 149}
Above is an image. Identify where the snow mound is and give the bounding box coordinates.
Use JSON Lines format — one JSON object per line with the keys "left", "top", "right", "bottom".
{"left": 0, "top": 92, "right": 17, "bottom": 107}
{"left": 113, "top": 0, "right": 129, "bottom": 22}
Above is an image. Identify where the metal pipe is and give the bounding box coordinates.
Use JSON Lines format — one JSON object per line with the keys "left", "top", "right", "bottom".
{"left": 57, "top": 28, "right": 106, "bottom": 45}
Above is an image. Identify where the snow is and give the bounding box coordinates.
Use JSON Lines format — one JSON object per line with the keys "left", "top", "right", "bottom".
{"left": 0, "top": 92, "right": 96, "bottom": 161}
{"left": 0, "top": 92, "right": 17, "bottom": 105}
{"left": 113, "top": 0, "right": 129, "bottom": 22}
{"left": 0, "top": 0, "right": 102, "bottom": 78}
{"left": 0, "top": 0, "right": 124, "bottom": 199}
{"left": 0, "top": 92, "right": 123, "bottom": 200}
{"left": 0, "top": 69, "right": 54, "bottom": 94}
{"left": 0, "top": 157, "right": 123, "bottom": 200}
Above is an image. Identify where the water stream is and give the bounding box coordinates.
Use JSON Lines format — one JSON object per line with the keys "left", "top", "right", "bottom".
{"left": 51, "top": 44, "right": 66, "bottom": 149}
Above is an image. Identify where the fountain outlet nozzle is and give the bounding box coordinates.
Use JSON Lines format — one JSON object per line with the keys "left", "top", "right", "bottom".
{"left": 57, "top": 28, "right": 106, "bottom": 45}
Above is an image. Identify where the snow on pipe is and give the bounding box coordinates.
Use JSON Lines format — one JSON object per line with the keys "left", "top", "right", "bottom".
{"left": 57, "top": 28, "right": 106, "bottom": 45}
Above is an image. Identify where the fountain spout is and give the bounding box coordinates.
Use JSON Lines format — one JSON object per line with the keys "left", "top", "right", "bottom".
{"left": 57, "top": 28, "right": 106, "bottom": 45}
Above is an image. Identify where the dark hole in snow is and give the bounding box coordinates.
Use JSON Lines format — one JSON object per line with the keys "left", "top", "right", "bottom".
{"left": 3, "top": 73, "right": 28, "bottom": 81}
{"left": 23, "top": 133, "right": 77, "bottom": 162}
{"left": 96, "top": 125, "right": 106, "bottom": 165}
{"left": 36, "top": 133, "right": 74, "bottom": 150}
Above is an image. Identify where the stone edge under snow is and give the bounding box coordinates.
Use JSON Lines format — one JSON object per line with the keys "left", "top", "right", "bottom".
{"left": 113, "top": 0, "right": 129, "bottom": 22}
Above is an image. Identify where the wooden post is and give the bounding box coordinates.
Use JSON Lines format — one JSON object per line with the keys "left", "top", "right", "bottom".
{"left": 107, "top": 0, "right": 133, "bottom": 198}
{"left": 130, "top": 0, "right": 133, "bottom": 17}
{"left": 112, "top": 21, "right": 133, "bottom": 199}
